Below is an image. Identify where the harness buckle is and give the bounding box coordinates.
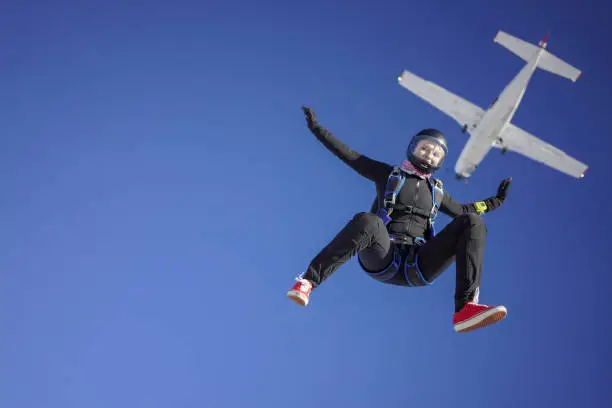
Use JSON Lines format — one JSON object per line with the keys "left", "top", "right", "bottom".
{"left": 413, "top": 237, "right": 426, "bottom": 247}
{"left": 383, "top": 197, "right": 395, "bottom": 210}
{"left": 389, "top": 234, "right": 412, "bottom": 246}
{"left": 389, "top": 234, "right": 426, "bottom": 247}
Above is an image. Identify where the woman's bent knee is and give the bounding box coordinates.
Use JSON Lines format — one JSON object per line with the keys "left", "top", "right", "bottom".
{"left": 458, "top": 212, "right": 485, "bottom": 226}
{"left": 352, "top": 212, "right": 382, "bottom": 229}
{"left": 457, "top": 213, "right": 487, "bottom": 237}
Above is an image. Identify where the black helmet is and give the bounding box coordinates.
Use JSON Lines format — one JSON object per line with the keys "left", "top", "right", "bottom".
{"left": 406, "top": 128, "right": 448, "bottom": 174}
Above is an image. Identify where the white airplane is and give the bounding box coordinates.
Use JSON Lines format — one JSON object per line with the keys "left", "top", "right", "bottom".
{"left": 398, "top": 30, "right": 588, "bottom": 180}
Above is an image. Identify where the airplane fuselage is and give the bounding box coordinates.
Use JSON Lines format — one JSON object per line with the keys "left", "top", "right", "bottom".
{"left": 454, "top": 43, "right": 547, "bottom": 178}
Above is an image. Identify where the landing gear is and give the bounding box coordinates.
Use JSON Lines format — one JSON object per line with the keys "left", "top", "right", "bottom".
{"left": 455, "top": 173, "right": 469, "bottom": 184}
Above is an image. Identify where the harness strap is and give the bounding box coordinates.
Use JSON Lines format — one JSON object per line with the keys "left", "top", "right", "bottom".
{"left": 376, "top": 166, "right": 405, "bottom": 225}
{"left": 392, "top": 204, "right": 430, "bottom": 218}
{"left": 374, "top": 166, "right": 445, "bottom": 239}
{"left": 362, "top": 236, "right": 434, "bottom": 287}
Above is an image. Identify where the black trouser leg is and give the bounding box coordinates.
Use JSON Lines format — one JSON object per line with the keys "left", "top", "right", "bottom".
{"left": 302, "top": 212, "right": 393, "bottom": 287}
{"left": 416, "top": 213, "right": 487, "bottom": 312}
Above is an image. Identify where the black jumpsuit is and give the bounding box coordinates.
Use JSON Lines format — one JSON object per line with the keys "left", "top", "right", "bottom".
{"left": 301, "top": 123, "right": 506, "bottom": 312}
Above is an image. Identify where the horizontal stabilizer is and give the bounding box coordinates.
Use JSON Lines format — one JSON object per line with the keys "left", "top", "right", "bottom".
{"left": 494, "top": 31, "right": 538, "bottom": 62}
{"left": 538, "top": 51, "right": 582, "bottom": 82}
{"left": 494, "top": 30, "right": 582, "bottom": 82}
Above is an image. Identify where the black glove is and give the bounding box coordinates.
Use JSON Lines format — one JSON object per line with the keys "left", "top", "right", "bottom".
{"left": 496, "top": 177, "right": 512, "bottom": 201}
{"left": 301, "top": 106, "right": 318, "bottom": 130}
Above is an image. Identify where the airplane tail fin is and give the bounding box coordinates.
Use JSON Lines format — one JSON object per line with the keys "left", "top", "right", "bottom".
{"left": 494, "top": 30, "right": 582, "bottom": 82}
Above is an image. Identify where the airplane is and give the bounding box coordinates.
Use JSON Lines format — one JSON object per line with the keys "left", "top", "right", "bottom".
{"left": 397, "top": 30, "right": 588, "bottom": 180}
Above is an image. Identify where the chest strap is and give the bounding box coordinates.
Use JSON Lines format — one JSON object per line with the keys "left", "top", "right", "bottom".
{"left": 374, "top": 166, "right": 445, "bottom": 238}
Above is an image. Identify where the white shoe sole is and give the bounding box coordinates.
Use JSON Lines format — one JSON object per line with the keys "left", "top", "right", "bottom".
{"left": 454, "top": 306, "right": 507, "bottom": 333}
{"left": 287, "top": 290, "right": 309, "bottom": 306}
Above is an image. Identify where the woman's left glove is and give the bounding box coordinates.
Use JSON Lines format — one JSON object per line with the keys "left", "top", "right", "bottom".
{"left": 496, "top": 177, "right": 512, "bottom": 201}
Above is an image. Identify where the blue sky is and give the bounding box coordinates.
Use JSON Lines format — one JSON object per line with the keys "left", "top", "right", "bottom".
{"left": 0, "top": 0, "right": 610, "bottom": 407}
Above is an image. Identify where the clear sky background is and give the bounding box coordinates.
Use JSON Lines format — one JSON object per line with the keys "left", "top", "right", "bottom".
{"left": 1, "top": 0, "right": 610, "bottom": 407}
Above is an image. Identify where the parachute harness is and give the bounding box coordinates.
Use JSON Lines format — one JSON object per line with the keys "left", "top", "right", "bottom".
{"left": 361, "top": 166, "right": 444, "bottom": 287}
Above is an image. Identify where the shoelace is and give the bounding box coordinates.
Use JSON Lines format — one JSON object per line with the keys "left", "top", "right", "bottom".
{"left": 294, "top": 278, "right": 311, "bottom": 292}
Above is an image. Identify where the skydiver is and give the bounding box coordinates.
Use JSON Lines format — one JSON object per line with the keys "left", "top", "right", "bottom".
{"left": 286, "top": 106, "right": 513, "bottom": 333}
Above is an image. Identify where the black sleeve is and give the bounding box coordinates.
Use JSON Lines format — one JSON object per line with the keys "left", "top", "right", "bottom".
{"left": 309, "top": 123, "right": 391, "bottom": 182}
{"left": 439, "top": 190, "right": 505, "bottom": 218}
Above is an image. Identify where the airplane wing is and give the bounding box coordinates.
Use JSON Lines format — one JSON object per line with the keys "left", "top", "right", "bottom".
{"left": 398, "top": 70, "right": 485, "bottom": 129}
{"left": 498, "top": 123, "right": 588, "bottom": 178}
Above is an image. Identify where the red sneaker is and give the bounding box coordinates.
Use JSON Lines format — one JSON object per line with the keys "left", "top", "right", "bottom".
{"left": 287, "top": 279, "right": 313, "bottom": 306}
{"left": 453, "top": 301, "right": 507, "bottom": 333}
